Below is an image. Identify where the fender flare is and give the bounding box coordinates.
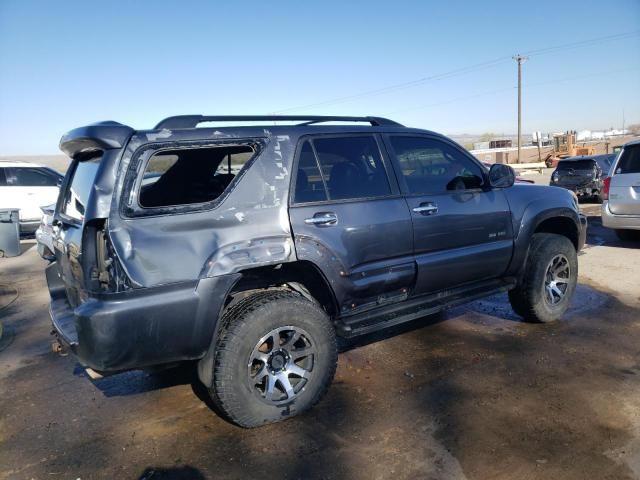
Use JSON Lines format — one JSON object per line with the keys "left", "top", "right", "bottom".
{"left": 506, "top": 205, "right": 580, "bottom": 278}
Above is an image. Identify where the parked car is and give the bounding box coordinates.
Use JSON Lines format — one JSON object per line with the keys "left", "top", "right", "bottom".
{"left": 35, "top": 203, "right": 56, "bottom": 260}
{"left": 482, "top": 162, "right": 535, "bottom": 184}
{"left": 48, "top": 115, "right": 586, "bottom": 428}
{"left": 0, "top": 161, "right": 63, "bottom": 233}
{"left": 602, "top": 140, "right": 640, "bottom": 240}
{"left": 549, "top": 154, "right": 616, "bottom": 202}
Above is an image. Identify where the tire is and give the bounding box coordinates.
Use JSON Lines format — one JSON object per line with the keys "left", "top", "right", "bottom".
{"left": 615, "top": 229, "right": 640, "bottom": 241}
{"left": 209, "top": 290, "right": 337, "bottom": 428}
{"left": 508, "top": 233, "right": 578, "bottom": 323}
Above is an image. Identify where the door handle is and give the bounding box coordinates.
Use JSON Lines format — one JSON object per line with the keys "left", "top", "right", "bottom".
{"left": 304, "top": 212, "right": 338, "bottom": 226}
{"left": 412, "top": 203, "right": 438, "bottom": 215}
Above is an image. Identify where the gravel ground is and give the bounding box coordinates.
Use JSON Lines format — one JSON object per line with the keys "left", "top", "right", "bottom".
{"left": 1, "top": 199, "right": 639, "bottom": 480}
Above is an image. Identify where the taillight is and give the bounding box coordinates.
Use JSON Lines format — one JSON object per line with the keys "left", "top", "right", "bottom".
{"left": 602, "top": 176, "right": 611, "bottom": 200}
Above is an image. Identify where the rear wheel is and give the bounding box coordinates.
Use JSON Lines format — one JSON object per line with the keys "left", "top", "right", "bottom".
{"left": 209, "top": 290, "right": 337, "bottom": 428}
{"left": 508, "top": 233, "right": 578, "bottom": 323}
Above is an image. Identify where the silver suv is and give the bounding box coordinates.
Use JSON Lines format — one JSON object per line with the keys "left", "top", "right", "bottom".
{"left": 602, "top": 139, "right": 640, "bottom": 240}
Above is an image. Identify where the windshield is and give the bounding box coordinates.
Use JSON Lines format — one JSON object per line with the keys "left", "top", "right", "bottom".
{"left": 557, "top": 160, "right": 596, "bottom": 171}
{"left": 62, "top": 157, "right": 101, "bottom": 221}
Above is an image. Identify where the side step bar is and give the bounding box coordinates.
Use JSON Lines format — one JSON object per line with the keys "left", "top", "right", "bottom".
{"left": 335, "top": 278, "right": 516, "bottom": 338}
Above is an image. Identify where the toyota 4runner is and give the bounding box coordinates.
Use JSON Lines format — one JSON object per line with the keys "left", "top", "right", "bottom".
{"left": 48, "top": 115, "right": 587, "bottom": 427}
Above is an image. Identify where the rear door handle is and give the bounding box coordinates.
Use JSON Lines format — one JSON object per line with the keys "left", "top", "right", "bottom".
{"left": 412, "top": 203, "right": 438, "bottom": 215}
{"left": 304, "top": 212, "right": 338, "bottom": 226}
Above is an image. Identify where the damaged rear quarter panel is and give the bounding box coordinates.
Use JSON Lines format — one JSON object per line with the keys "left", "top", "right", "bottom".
{"left": 108, "top": 128, "right": 297, "bottom": 287}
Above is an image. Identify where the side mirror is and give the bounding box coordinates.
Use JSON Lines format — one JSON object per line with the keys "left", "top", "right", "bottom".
{"left": 488, "top": 164, "right": 515, "bottom": 189}
{"left": 56, "top": 177, "right": 63, "bottom": 187}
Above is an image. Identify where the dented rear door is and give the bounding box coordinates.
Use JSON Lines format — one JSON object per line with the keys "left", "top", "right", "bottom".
{"left": 52, "top": 156, "right": 102, "bottom": 306}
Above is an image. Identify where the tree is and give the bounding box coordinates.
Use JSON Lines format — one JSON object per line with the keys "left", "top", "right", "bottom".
{"left": 627, "top": 124, "right": 640, "bottom": 135}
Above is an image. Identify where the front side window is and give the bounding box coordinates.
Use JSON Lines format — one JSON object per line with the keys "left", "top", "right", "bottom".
{"left": 9, "top": 167, "right": 59, "bottom": 187}
{"left": 139, "top": 145, "right": 255, "bottom": 208}
{"left": 294, "top": 135, "right": 390, "bottom": 203}
{"left": 389, "top": 136, "right": 484, "bottom": 195}
{"left": 616, "top": 145, "right": 640, "bottom": 174}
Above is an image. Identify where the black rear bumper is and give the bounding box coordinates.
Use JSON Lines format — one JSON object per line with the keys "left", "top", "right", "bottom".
{"left": 46, "top": 262, "right": 240, "bottom": 372}
{"left": 553, "top": 181, "right": 599, "bottom": 197}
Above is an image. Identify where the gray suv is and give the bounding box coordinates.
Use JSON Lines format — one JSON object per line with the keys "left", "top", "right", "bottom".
{"left": 48, "top": 115, "right": 587, "bottom": 427}
{"left": 602, "top": 139, "right": 640, "bottom": 240}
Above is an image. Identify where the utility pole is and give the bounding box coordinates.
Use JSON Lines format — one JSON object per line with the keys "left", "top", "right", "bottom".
{"left": 513, "top": 55, "right": 527, "bottom": 163}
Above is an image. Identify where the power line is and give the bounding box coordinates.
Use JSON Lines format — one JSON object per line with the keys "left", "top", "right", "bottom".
{"left": 271, "top": 56, "right": 512, "bottom": 114}
{"left": 386, "top": 66, "right": 640, "bottom": 115}
{"left": 271, "top": 30, "right": 640, "bottom": 114}
{"left": 523, "top": 30, "right": 640, "bottom": 58}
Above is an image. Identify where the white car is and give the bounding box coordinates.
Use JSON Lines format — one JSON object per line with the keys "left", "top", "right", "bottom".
{"left": 0, "top": 161, "right": 63, "bottom": 233}
{"left": 602, "top": 139, "right": 640, "bottom": 240}
{"left": 35, "top": 203, "right": 56, "bottom": 260}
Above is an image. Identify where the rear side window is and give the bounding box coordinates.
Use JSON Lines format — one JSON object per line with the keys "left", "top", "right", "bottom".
{"left": 139, "top": 145, "right": 255, "bottom": 208}
{"left": 616, "top": 145, "right": 640, "bottom": 174}
{"left": 63, "top": 158, "right": 101, "bottom": 221}
{"left": 0, "top": 168, "right": 6, "bottom": 186}
{"left": 9, "top": 167, "right": 59, "bottom": 187}
{"left": 294, "top": 135, "right": 390, "bottom": 203}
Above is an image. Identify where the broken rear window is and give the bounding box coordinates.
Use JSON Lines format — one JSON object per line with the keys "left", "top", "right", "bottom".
{"left": 139, "top": 145, "right": 254, "bottom": 208}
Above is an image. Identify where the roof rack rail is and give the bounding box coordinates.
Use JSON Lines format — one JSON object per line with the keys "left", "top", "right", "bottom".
{"left": 154, "top": 115, "right": 403, "bottom": 130}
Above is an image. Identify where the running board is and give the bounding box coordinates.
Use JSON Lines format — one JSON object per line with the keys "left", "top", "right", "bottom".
{"left": 335, "top": 279, "right": 516, "bottom": 338}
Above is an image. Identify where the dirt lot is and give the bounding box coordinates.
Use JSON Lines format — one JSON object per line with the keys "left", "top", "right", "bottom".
{"left": 1, "top": 195, "right": 639, "bottom": 480}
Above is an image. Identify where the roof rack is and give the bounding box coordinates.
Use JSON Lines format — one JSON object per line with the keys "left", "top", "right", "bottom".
{"left": 154, "top": 115, "right": 403, "bottom": 130}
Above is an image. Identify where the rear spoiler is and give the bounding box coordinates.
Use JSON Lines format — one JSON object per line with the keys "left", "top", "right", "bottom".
{"left": 59, "top": 121, "right": 134, "bottom": 159}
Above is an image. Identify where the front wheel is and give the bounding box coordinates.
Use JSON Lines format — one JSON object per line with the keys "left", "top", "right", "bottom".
{"left": 209, "top": 290, "right": 337, "bottom": 428}
{"left": 508, "top": 233, "right": 578, "bottom": 323}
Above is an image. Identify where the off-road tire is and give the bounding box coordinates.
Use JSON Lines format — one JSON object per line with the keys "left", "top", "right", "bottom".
{"left": 209, "top": 290, "right": 337, "bottom": 428}
{"left": 508, "top": 233, "right": 578, "bottom": 323}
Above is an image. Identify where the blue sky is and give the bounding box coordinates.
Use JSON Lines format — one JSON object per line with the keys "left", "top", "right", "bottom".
{"left": 1, "top": 0, "right": 639, "bottom": 154}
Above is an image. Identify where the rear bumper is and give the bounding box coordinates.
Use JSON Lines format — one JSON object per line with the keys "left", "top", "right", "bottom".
{"left": 552, "top": 182, "right": 599, "bottom": 197}
{"left": 601, "top": 201, "right": 640, "bottom": 230}
{"left": 46, "top": 261, "right": 240, "bottom": 372}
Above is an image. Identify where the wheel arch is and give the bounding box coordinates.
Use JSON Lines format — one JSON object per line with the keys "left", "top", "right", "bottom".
{"left": 533, "top": 215, "right": 579, "bottom": 250}
{"left": 507, "top": 205, "right": 581, "bottom": 278}
{"left": 197, "top": 260, "right": 339, "bottom": 387}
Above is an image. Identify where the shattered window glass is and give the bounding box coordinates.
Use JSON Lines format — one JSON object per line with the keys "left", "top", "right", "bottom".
{"left": 139, "top": 145, "right": 254, "bottom": 208}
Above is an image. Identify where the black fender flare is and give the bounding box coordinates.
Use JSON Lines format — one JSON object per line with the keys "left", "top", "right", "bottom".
{"left": 506, "top": 204, "right": 580, "bottom": 278}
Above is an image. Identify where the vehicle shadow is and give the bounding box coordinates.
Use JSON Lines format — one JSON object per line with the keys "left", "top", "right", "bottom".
{"left": 138, "top": 465, "right": 206, "bottom": 479}
{"left": 78, "top": 362, "right": 197, "bottom": 398}
{"left": 89, "top": 281, "right": 608, "bottom": 400}
{"left": 584, "top": 212, "right": 640, "bottom": 249}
